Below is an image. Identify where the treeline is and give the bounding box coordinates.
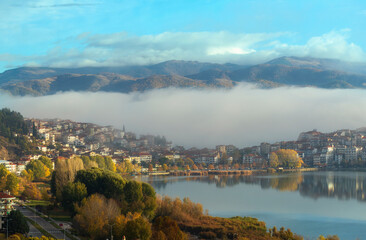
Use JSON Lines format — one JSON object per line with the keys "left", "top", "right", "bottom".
{"left": 0, "top": 108, "right": 38, "bottom": 157}
{"left": 0, "top": 108, "right": 28, "bottom": 138}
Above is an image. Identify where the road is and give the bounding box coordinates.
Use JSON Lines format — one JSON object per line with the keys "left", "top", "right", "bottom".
{"left": 18, "top": 207, "right": 70, "bottom": 240}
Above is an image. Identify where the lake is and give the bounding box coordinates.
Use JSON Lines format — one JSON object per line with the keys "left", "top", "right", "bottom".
{"left": 138, "top": 171, "right": 366, "bottom": 240}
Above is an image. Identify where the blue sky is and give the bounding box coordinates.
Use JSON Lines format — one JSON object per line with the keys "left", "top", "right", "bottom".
{"left": 0, "top": 0, "right": 366, "bottom": 71}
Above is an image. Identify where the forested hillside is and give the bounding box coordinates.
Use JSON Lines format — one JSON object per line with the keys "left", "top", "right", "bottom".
{"left": 0, "top": 108, "right": 38, "bottom": 159}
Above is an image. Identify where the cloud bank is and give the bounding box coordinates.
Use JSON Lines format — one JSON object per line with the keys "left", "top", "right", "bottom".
{"left": 1, "top": 84, "right": 366, "bottom": 148}
{"left": 2, "top": 30, "right": 365, "bottom": 70}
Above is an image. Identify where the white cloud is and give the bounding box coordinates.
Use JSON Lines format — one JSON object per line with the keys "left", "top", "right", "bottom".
{"left": 2, "top": 30, "right": 365, "bottom": 69}
{"left": 19, "top": 30, "right": 366, "bottom": 68}
{"left": 1, "top": 85, "right": 366, "bottom": 148}
{"left": 274, "top": 30, "right": 366, "bottom": 62}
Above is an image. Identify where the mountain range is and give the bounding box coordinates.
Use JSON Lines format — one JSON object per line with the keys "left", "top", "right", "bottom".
{"left": 1, "top": 56, "right": 366, "bottom": 96}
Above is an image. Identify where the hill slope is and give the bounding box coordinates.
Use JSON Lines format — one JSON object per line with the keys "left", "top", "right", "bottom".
{"left": 1, "top": 57, "right": 366, "bottom": 96}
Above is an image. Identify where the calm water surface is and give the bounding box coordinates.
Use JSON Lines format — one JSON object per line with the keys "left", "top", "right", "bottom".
{"left": 139, "top": 171, "right": 366, "bottom": 240}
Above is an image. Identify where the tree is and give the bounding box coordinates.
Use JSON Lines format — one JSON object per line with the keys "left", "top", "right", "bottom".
{"left": 0, "top": 164, "right": 9, "bottom": 179}
{"left": 275, "top": 149, "right": 303, "bottom": 168}
{"left": 148, "top": 164, "right": 153, "bottom": 172}
{"left": 74, "top": 168, "right": 126, "bottom": 199}
{"left": 22, "top": 184, "right": 42, "bottom": 200}
{"left": 105, "top": 156, "right": 116, "bottom": 172}
{"left": 124, "top": 217, "right": 152, "bottom": 240}
{"left": 61, "top": 182, "right": 87, "bottom": 212}
{"left": 117, "top": 161, "right": 135, "bottom": 174}
{"left": 53, "top": 157, "right": 84, "bottom": 201}
{"left": 7, "top": 210, "right": 29, "bottom": 235}
{"left": 192, "top": 164, "right": 198, "bottom": 170}
{"left": 26, "top": 160, "right": 49, "bottom": 180}
{"left": 6, "top": 173, "right": 20, "bottom": 195}
{"left": 318, "top": 235, "right": 340, "bottom": 240}
{"left": 184, "top": 165, "right": 190, "bottom": 171}
{"left": 21, "top": 170, "right": 33, "bottom": 182}
{"left": 208, "top": 164, "right": 215, "bottom": 170}
{"left": 162, "top": 164, "right": 168, "bottom": 171}
{"left": 74, "top": 194, "right": 121, "bottom": 240}
{"left": 185, "top": 158, "right": 194, "bottom": 167}
{"left": 152, "top": 216, "right": 185, "bottom": 240}
{"left": 38, "top": 156, "right": 53, "bottom": 170}
{"left": 93, "top": 155, "right": 106, "bottom": 169}
{"left": 269, "top": 152, "right": 279, "bottom": 168}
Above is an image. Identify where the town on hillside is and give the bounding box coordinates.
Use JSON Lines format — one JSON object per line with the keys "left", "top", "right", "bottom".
{"left": 2, "top": 116, "right": 366, "bottom": 175}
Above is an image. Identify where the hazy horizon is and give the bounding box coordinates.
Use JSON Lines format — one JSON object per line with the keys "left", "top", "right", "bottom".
{"left": 2, "top": 84, "right": 366, "bottom": 148}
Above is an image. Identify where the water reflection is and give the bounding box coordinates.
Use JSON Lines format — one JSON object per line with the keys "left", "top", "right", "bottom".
{"left": 142, "top": 171, "right": 366, "bottom": 202}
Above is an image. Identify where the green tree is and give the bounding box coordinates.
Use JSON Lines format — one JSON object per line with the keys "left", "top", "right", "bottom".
{"left": 26, "top": 160, "right": 49, "bottom": 180}
{"left": 124, "top": 217, "right": 152, "bottom": 240}
{"left": 0, "top": 164, "right": 9, "bottom": 179}
{"left": 105, "top": 156, "right": 116, "bottom": 172}
{"left": 93, "top": 155, "right": 106, "bottom": 169}
{"left": 38, "top": 156, "right": 53, "bottom": 170}
{"left": 8, "top": 210, "right": 29, "bottom": 235}
{"left": 6, "top": 173, "right": 20, "bottom": 195}
{"left": 74, "top": 168, "right": 126, "bottom": 199}
{"left": 61, "top": 182, "right": 88, "bottom": 212}
{"left": 141, "top": 183, "right": 157, "bottom": 219}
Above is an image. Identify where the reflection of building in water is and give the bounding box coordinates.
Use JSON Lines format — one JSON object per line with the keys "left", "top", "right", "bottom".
{"left": 145, "top": 172, "right": 366, "bottom": 203}
{"left": 299, "top": 172, "right": 366, "bottom": 202}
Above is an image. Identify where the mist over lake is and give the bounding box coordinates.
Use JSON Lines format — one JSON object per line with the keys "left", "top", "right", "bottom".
{"left": 2, "top": 84, "right": 366, "bottom": 148}
{"left": 142, "top": 171, "right": 366, "bottom": 240}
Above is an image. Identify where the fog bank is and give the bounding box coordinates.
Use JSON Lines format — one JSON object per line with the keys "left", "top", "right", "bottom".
{"left": 1, "top": 84, "right": 366, "bottom": 148}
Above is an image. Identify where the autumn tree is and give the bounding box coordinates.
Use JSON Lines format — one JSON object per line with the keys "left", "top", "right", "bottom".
{"left": 317, "top": 235, "right": 340, "bottom": 240}
{"left": 6, "top": 173, "right": 20, "bottom": 195}
{"left": 116, "top": 161, "right": 136, "bottom": 174}
{"left": 123, "top": 217, "right": 152, "bottom": 240}
{"left": 162, "top": 164, "right": 168, "bottom": 171}
{"left": 22, "top": 184, "right": 42, "bottom": 200}
{"left": 52, "top": 157, "right": 84, "bottom": 201}
{"left": 269, "top": 152, "right": 279, "bottom": 168}
{"left": 148, "top": 164, "right": 153, "bottom": 172}
{"left": 185, "top": 158, "right": 194, "bottom": 167}
{"left": 74, "top": 194, "right": 121, "bottom": 240}
{"left": 152, "top": 216, "right": 186, "bottom": 240}
{"left": 273, "top": 149, "right": 303, "bottom": 168}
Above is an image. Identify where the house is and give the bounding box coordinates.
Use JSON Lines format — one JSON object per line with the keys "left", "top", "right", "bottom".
{"left": 0, "top": 160, "right": 16, "bottom": 173}
{"left": 139, "top": 153, "right": 152, "bottom": 162}
{"left": 0, "top": 192, "right": 15, "bottom": 229}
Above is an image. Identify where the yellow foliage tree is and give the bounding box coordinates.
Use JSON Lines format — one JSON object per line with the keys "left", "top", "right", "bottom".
{"left": 74, "top": 194, "right": 121, "bottom": 239}
{"left": 274, "top": 149, "right": 303, "bottom": 168}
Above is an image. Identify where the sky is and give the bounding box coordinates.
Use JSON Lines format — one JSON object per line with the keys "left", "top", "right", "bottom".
{"left": 1, "top": 0, "right": 366, "bottom": 148}
{"left": 1, "top": 0, "right": 366, "bottom": 71}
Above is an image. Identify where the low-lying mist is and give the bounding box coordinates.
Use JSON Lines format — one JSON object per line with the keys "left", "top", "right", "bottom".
{"left": 1, "top": 84, "right": 366, "bottom": 148}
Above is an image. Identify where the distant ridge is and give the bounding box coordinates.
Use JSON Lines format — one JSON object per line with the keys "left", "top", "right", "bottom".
{"left": 1, "top": 57, "right": 366, "bottom": 96}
